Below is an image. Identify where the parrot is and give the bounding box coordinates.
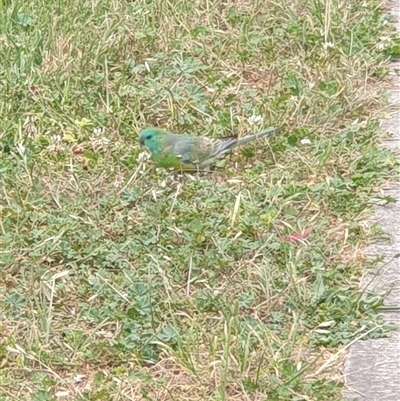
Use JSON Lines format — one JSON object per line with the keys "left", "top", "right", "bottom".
{"left": 139, "top": 126, "right": 280, "bottom": 171}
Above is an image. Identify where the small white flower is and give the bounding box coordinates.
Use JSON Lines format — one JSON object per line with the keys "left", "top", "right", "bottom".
{"left": 25, "top": 123, "right": 37, "bottom": 136}
{"left": 322, "top": 42, "right": 334, "bottom": 50}
{"left": 47, "top": 134, "right": 64, "bottom": 152}
{"left": 377, "top": 36, "right": 391, "bottom": 50}
{"left": 91, "top": 128, "right": 110, "bottom": 147}
{"left": 51, "top": 134, "right": 62, "bottom": 143}
{"left": 25, "top": 115, "right": 38, "bottom": 136}
{"left": 300, "top": 138, "right": 311, "bottom": 145}
{"left": 207, "top": 87, "right": 215, "bottom": 93}
{"left": 382, "top": 20, "right": 388, "bottom": 26}
{"left": 247, "top": 115, "right": 263, "bottom": 125}
{"left": 137, "top": 151, "right": 150, "bottom": 162}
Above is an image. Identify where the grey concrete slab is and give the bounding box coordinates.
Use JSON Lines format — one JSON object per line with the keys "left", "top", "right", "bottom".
{"left": 342, "top": 2, "right": 400, "bottom": 399}
{"left": 343, "top": 333, "right": 400, "bottom": 401}
{"left": 362, "top": 186, "right": 400, "bottom": 308}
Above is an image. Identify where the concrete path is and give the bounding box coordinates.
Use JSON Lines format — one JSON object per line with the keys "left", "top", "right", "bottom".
{"left": 342, "top": 1, "right": 400, "bottom": 400}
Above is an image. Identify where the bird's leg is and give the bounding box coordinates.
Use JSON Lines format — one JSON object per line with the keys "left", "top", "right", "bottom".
{"left": 176, "top": 172, "right": 186, "bottom": 184}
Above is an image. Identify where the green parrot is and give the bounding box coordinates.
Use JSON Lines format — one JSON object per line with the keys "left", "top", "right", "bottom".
{"left": 139, "top": 127, "right": 280, "bottom": 171}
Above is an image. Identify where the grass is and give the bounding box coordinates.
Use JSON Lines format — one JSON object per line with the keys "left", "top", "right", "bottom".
{"left": 0, "top": 0, "right": 399, "bottom": 400}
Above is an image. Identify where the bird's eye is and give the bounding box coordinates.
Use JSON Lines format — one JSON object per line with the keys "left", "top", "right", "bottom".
{"left": 146, "top": 135, "right": 152, "bottom": 140}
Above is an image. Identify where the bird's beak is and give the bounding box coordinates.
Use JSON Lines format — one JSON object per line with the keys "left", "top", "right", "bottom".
{"left": 139, "top": 138, "right": 144, "bottom": 146}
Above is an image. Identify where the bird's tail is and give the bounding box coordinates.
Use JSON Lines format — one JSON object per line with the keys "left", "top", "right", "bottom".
{"left": 236, "top": 127, "right": 280, "bottom": 146}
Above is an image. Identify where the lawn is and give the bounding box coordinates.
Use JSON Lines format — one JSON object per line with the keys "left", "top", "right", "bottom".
{"left": 0, "top": 0, "right": 399, "bottom": 400}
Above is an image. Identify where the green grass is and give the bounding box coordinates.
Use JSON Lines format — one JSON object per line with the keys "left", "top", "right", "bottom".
{"left": 1, "top": 0, "right": 399, "bottom": 400}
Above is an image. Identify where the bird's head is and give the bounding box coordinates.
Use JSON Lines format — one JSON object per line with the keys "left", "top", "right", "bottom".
{"left": 139, "top": 128, "right": 168, "bottom": 155}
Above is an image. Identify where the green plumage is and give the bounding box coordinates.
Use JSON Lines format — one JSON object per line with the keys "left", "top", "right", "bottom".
{"left": 139, "top": 127, "right": 280, "bottom": 171}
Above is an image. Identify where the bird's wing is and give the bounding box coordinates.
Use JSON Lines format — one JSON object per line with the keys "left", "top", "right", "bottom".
{"left": 172, "top": 136, "right": 238, "bottom": 166}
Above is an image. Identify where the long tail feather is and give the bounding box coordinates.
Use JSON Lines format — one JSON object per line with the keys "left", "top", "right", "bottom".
{"left": 236, "top": 127, "right": 280, "bottom": 146}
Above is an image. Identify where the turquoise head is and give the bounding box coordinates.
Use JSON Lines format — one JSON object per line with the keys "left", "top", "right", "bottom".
{"left": 139, "top": 128, "right": 168, "bottom": 155}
